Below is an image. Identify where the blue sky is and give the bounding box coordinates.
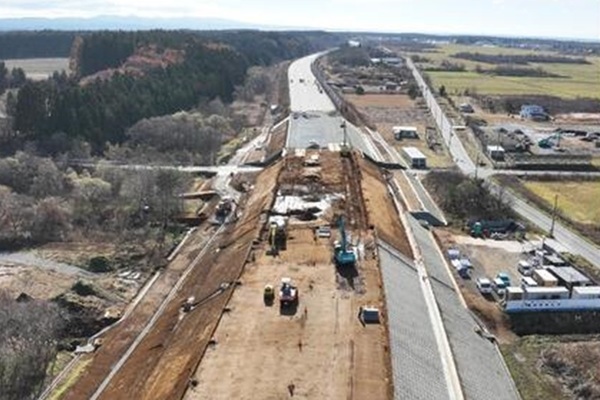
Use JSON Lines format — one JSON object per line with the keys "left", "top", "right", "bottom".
{"left": 1, "top": 0, "right": 599, "bottom": 40}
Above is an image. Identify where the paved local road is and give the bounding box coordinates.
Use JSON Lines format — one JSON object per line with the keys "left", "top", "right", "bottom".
{"left": 406, "top": 57, "right": 600, "bottom": 268}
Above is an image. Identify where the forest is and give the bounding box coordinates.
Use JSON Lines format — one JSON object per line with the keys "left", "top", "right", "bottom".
{"left": 0, "top": 31, "right": 76, "bottom": 59}
{"left": 9, "top": 30, "right": 334, "bottom": 152}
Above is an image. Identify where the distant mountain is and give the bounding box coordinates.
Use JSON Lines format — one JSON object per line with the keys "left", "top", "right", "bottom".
{"left": 0, "top": 16, "right": 295, "bottom": 31}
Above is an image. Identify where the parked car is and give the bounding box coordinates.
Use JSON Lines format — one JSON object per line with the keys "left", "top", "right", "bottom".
{"left": 517, "top": 261, "right": 533, "bottom": 276}
{"left": 476, "top": 278, "right": 493, "bottom": 295}
{"left": 493, "top": 278, "right": 508, "bottom": 296}
{"left": 496, "top": 272, "right": 511, "bottom": 287}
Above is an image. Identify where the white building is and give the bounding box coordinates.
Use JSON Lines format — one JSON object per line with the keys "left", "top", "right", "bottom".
{"left": 402, "top": 147, "right": 427, "bottom": 169}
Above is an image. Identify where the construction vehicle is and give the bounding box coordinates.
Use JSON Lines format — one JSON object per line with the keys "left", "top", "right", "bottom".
{"left": 538, "top": 133, "right": 561, "bottom": 149}
{"left": 267, "top": 216, "right": 287, "bottom": 256}
{"left": 333, "top": 216, "right": 357, "bottom": 267}
{"left": 279, "top": 278, "right": 298, "bottom": 307}
{"left": 263, "top": 284, "right": 275, "bottom": 305}
{"left": 214, "top": 197, "right": 233, "bottom": 224}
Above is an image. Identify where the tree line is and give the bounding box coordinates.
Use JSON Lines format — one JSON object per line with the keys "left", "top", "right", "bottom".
{"left": 452, "top": 52, "right": 590, "bottom": 65}
{"left": 11, "top": 30, "right": 334, "bottom": 152}
{"left": 0, "top": 31, "right": 75, "bottom": 59}
{"left": 0, "top": 151, "right": 190, "bottom": 249}
{"left": 0, "top": 62, "right": 26, "bottom": 95}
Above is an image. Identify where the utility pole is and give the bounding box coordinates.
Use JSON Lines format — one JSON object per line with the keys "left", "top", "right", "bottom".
{"left": 549, "top": 194, "right": 558, "bottom": 238}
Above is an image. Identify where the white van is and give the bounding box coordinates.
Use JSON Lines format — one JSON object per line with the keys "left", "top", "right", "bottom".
{"left": 520, "top": 277, "right": 538, "bottom": 288}
{"left": 517, "top": 261, "right": 533, "bottom": 276}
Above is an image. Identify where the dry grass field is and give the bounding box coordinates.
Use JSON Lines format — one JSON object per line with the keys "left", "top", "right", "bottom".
{"left": 523, "top": 179, "right": 600, "bottom": 225}
{"left": 404, "top": 44, "right": 600, "bottom": 99}
{"left": 4, "top": 58, "right": 69, "bottom": 80}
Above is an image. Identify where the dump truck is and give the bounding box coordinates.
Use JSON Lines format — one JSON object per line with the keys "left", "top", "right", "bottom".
{"left": 279, "top": 278, "right": 298, "bottom": 307}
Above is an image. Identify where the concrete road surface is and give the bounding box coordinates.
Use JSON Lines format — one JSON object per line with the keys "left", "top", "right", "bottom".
{"left": 289, "top": 53, "right": 336, "bottom": 113}
{"left": 287, "top": 53, "right": 378, "bottom": 158}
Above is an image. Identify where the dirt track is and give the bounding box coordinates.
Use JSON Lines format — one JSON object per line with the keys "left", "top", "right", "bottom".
{"left": 62, "top": 162, "right": 281, "bottom": 400}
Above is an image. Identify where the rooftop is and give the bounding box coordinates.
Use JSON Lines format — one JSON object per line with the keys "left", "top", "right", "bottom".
{"left": 403, "top": 146, "right": 426, "bottom": 159}
{"left": 487, "top": 145, "right": 505, "bottom": 152}
{"left": 547, "top": 266, "right": 591, "bottom": 284}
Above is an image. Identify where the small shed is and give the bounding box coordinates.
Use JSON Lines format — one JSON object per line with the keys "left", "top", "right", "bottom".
{"left": 402, "top": 147, "right": 427, "bottom": 169}
{"left": 487, "top": 145, "right": 505, "bottom": 161}
{"left": 393, "top": 126, "right": 418, "bottom": 140}
{"left": 533, "top": 269, "right": 559, "bottom": 287}
{"left": 505, "top": 286, "right": 525, "bottom": 301}
{"left": 543, "top": 254, "right": 566, "bottom": 266}
{"left": 360, "top": 306, "right": 380, "bottom": 323}
{"left": 572, "top": 286, "right": 600, "bottom": 300}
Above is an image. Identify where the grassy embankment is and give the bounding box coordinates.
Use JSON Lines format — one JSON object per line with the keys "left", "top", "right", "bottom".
{"left": 408, "top": 44, "right": 600, "bottom": 99}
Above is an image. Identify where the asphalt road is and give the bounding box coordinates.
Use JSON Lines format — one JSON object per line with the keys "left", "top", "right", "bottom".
{"left": 406, "top": 57, "right": 600, "bottom": 268}
{"left": 287, "top": 54, "right": 378, "bottom": 157}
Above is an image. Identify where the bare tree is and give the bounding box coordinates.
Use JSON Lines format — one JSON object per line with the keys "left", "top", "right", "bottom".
{"left": 0, "top": 291, "right": 63, "bottom": 400}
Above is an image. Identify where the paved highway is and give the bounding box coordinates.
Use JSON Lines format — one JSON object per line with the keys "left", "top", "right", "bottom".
{"left": 406, "top": 57, "right": 600, "bottom": 268}
{"left": 287, "top": 54, "right": 378, "bottom": 158}
{"left": 289, "top": 52, "right": 336, "bottom": 113}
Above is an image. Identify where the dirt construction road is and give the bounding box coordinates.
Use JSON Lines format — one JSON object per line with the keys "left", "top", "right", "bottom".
{"left": 186, "top": 227, "right": 390, "bottom": 400}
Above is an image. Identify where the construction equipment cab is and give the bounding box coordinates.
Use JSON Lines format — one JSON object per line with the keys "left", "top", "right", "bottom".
{"left": 333, "top": 216, "right": 357, "bottom": 267}
{"left": 279, "top": 278, "right": 298, "bottom": 307}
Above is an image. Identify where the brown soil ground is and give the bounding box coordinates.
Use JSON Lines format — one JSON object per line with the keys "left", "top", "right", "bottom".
{"left": 0, "top": 265, "right": 77, "bottom": 300}
{"left": 89, "top": 162, "right": 283, "bottom": 400}
{"left": 358, "top": 156, "right": 413, "bottom": 258}
{"left": 59, "top": 226, "right": 214, "bottom": 399}
{"left": 185, "top": 224, "right": 390, "bottom": 400}
{"left": 185, "top": 151, "right": 393, "bottom": 400}
{"left": 279, "top": 151, "right": 345, "bottom": 192}
{"left": 266, "top": 120, "right": 287, "bottom": 156}
{"left": 345, "top": 93, "right": 454, "bottom": 168}
{"left": 345, "top": 94, "right": 415, "bottom": 108}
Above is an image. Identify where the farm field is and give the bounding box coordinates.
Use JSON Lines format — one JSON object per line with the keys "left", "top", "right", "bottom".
{"left": 405, "top": 44, "right": 600, "bottom": 99}
{"left": 4, "top": 58, "right": 69, "bottom": 80}
{"left": 523, "top": 179, "right": 600, "bottom": 225}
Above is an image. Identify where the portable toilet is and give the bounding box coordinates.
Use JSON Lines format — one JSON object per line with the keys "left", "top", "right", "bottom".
{"left": 360, "top": 307, "right": 380, "bottom": 324}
